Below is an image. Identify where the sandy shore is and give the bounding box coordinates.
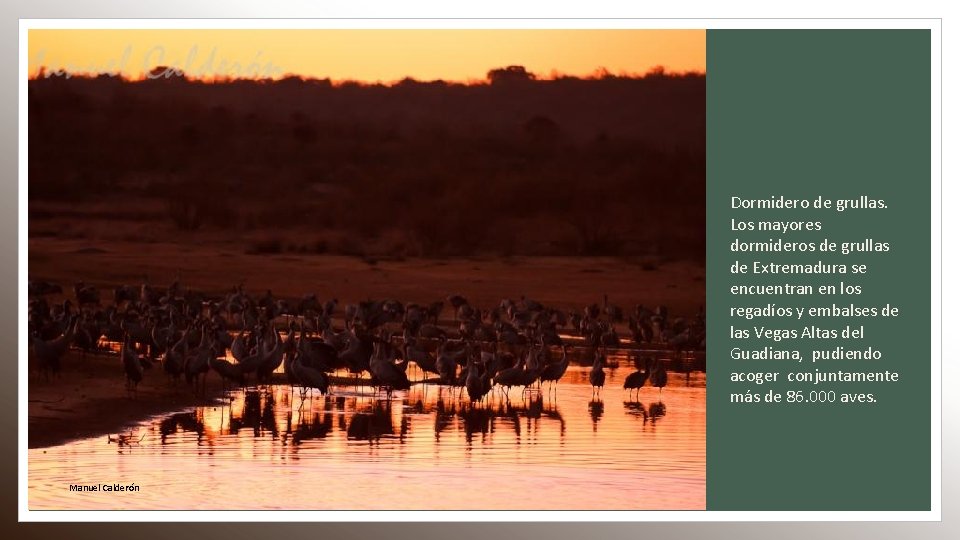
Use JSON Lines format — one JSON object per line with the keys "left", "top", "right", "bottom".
{"left": 28, "top": 237, "right": 706, "bottom": 316}
{"left": 27, "top": 350, "right": 226, "bottom": 449}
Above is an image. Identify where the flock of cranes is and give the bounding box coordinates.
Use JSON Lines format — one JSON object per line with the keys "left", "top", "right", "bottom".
{"left": 28, "top": 279, "right": 705, "bottom": 403}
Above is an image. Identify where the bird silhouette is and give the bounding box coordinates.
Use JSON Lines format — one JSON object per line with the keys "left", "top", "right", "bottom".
{"left": 589, "top": 349, "right": 606, "bottom": 397}
{"left": 184, "top": 326, "right": 213, "bottom": 397}
{"left": 434, "top": 337, "right": 460, "bottom": 387}
{"left": 623, "top": 356, "right": 651, "bottom": 401}
{"left": 516, "top": 347, "right": 545, "bottom": 392}
{"left": 404, "top": 332, "right": 437, "bottom": 380}
{"left": 121, "top": 332, "right": 143, "bottom": 398}
{"left": 254, "top": 326, "right": 284, "bottom": 383}
{"left": 29, "top": 314, "right": 78, "bottom": 380}
{"left": 538, "top": 344, "right": 569, "bottom": 392}
{"left": 290, "top": 352, "right": 329, "bottom": 398}
{"left": 492, "top": 353, "right": 525, "bottom": 400}
{"left": 465, "top": 361, "right": 485, "bottom": 405}
{"left": 650, "top": 359, "right": 668, "bottom": 394}
{"left": 208, "top": 356, "right": 245, "bottom": 394}
{"left": 369, "top": 339, "right": 411, "bottom": 394}
{"left": 160, "top": 327, "right": 188, "bottom": 383}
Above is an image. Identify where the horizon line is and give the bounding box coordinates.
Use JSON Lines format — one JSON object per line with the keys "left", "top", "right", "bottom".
{"left": 28, "top": 64, "right": 706, "bottom": 86}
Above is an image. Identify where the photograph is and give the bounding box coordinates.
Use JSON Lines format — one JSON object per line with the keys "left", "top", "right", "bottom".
{"left": 25, "top": 28, "right": 707, "bottom": 511}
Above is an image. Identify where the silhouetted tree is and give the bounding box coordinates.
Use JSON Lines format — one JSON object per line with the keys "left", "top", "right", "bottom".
{"left": 486, "top": 65, "right": 535, "bottom": 84}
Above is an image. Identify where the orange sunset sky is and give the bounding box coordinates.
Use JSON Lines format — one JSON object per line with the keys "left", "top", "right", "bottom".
{"left": 28, "top": 29, "right": 705, "bottom": 82}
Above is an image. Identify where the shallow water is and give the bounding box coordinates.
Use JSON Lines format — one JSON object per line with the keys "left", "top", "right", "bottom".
{"left": 28, "top": 364, "right": 705, "bottom": 510}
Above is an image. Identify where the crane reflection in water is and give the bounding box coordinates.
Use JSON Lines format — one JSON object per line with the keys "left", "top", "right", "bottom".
{"left": 29, "top": 365, "right": 704, "bottom": 510}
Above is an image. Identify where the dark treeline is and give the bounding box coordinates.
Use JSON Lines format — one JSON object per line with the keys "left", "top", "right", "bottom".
{"left": 29, "top": 68, "right": 705, "bottom": 259}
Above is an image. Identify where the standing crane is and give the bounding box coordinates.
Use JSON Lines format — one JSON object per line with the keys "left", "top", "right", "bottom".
{"left": 589, "top": 349, "right": 606, "bottom": 398}
{"left": 623, "top": 356, "right": 651, "bottom": 401}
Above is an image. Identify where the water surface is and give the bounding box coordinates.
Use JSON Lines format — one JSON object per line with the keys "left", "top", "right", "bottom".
{"left": 29, "top": 365, "right": 705, "bottom": 510}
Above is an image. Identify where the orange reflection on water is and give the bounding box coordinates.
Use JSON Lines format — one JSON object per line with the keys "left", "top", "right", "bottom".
{"left": 28, "top": 366, "right": 705, "bottom": 510}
